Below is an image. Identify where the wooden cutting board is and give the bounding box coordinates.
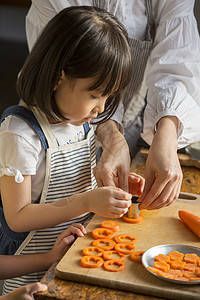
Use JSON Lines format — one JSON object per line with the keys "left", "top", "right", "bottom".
{"left": 55, "top": 192, "right": 200, "bottom": 300}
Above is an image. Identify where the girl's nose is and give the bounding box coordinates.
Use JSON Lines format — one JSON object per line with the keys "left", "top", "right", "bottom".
{"left": 95, "top": 97, "right": 107, "bottom": 114}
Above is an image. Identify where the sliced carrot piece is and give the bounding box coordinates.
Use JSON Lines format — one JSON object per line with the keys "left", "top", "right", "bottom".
{"left": 167, "top": 269, "right": 182, "bottom": 277}
{"left": 101, "top": 220, "right": 120, "bottom": 232}
{"left": 155, "top": 254, "right": 171, "bottom": 263}
{"left": 104, "top": 259, "right": 125, "bottom": 272}
{"left": 154, "top": 261, "right": 170, "bottom": 272}
{"left": 103, "top": 250, "right": 126, "bottom": 262}
{"left": 92, "top": 228, "right": 114, "bottom": 240}
{"left": 130, "top": 251, "right": 144, "bottom": 263}
{"left": 195, "top": 268, "right": 200, "bottom": 277}
{"left": 174, "top": 276, "right": 189, "bottom": 281}
{"left": 182, "top": 270, "right": 197, "bottom": 279}
{"left": 92, "top": 239, "right": 116, "bottom": 251}
{"left": 147, "top": 266, "right": 163, "bottom": 276}
{"left": 82, "top": 246, "right": 104, "bottom": 257}
{"left": 81, "top": 255, "right": 104, "bottom": 268}
{"left": 122, "top": 208, "right": 144, "bottom": 224}
{"left": 178, "top": 210, "right": 200, "bottom": 238}
{"left": 168, "top": 251, "right": 184, "bottom": 261}
{"left": 114, "top": 234, "right": 137, "bottom": 244}
{"left": 183, "top": 263, "right": 198, "bottom": 272}
{"left": 184, "top": 253, "right": 199, "bottom": 264}
{"left": 169, "top": 260, "right": 186, "bottom": 270}
{"left": 115, "top": 243, "right": 135, "bottom": 255}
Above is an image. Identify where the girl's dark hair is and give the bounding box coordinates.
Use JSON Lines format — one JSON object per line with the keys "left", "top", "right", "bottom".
{"left": 17, "top": 6, "right": 132, "bottom": 123}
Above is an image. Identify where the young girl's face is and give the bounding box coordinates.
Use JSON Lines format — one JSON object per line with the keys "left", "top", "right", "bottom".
{"left": 53, "top": 72, "right": 108, "bottom": 126}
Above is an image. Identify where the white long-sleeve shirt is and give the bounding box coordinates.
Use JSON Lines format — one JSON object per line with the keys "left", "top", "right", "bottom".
{"left": 25, "top": 0, "right": 200, "bottom": 148}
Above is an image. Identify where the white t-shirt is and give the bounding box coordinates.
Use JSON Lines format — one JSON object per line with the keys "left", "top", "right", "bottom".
{"left": 0, "top": 115, "right": 85, "bottom": 202}
{"left": 26, "top": 0, "right": 200, "bottom": 147}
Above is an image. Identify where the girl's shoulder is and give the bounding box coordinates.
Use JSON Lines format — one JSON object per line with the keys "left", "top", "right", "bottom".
{"left": 0, "top": 115, "right": 42, "bottom": 151}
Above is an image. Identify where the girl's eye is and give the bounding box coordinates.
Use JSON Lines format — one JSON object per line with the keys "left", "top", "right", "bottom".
{"left": 91, "top": 95, "right": 99, "bottom": 99}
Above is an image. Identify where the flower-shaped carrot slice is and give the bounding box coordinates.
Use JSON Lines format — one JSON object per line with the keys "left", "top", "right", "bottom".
{"left": 168, "top": 251, "right": 184, "bottom": 261}
{"left": 103, "top": 250, "right": 126, "bottom": 262}
{"left": 155, "top": 254, "right": 171, "bottom": 263}
{"left": 130, "top": 251, "right": 144, "bottom": 263}
{"left": 122, "top": 209, "right": 144, "bottom": 224}
{"left": 92, "top": 228, "right": 114, "bottom": 240}
{"left": 184, "top": 253, "right": 199, "bottom": 264}
{"left": 114, "top": 234, "right": 137, "bottom": 244}
{"left": 104, "top": 259, "right": 125, "bottom": 272}
{"left": 169, "top": 260, "right": 186, "bottom": 270}
{"left": 154, "top": 261, "right": 170, "bottom": 272}
{"left": 92, "top": 239, "right": 116, "bottom": 251}
{"left": 183, "top": 263, "right": 198, "bottom": 272}
{"left": 81, "top": 255, "right": 104, "bottom": 268}
{"left": 83, "top": 246, "right": 104, "bottom": 257}
{"left": 115, "top": 243, "right": 135, "bottom": 255}
{"left": 182, "top": 270, "right": 199, "bottom": 280}
{"left": 195, "top": 268, "right": 200, "bottom": 277}
{"left": 101, "top": 220, "right": 120, "bottom": 232}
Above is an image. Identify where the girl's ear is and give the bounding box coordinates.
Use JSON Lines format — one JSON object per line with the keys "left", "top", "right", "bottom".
{"left": 53, "top": 70, "right": 66, "bottom": 91}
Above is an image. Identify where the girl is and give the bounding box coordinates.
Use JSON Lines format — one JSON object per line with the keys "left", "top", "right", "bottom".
{"left": 0, "top": 6, "right": 143, "bottom": 293}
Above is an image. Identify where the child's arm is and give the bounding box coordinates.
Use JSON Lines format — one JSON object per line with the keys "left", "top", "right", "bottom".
{"left": 0, "top": 223, "right": 86, "bottom": 280}
{"left": 1, "top": 175, "right": 132, "bottom": 232}
{"left": 0, "top": 282, "right": 47, "bottom": 300}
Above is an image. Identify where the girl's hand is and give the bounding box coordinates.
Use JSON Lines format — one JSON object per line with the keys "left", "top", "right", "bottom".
{"left": 0, "top": 282, "right": 47, "bottom": 300}
{"left": 128, "top": 173, "right": 145, "bottom": 196}
{"left": 86, "top": 186, "right": 132, "bottom": 218}
{"left": 47, "top": 223, "right": 87, "bottom": 263}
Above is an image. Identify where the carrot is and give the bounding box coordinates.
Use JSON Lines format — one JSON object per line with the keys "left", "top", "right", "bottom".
{"left": 184, "top": 253, "right": 199, "bottom": 264}
{"left": 178, "top": 210, "right": 200, "bottom": 238}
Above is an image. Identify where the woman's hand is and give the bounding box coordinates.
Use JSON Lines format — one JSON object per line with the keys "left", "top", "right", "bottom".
{"left": 139, "top": 116, "right": 183, "bottom": 210}
{"left": 85, "top": 186, "right": 132, "bottom": 218}
{"left": 94, "top": 120, "right": 131, "bottom": 192}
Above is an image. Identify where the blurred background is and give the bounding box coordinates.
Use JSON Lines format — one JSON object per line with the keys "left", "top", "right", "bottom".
{"left": 0, "top": 0, "right": 200, "bottom": 116}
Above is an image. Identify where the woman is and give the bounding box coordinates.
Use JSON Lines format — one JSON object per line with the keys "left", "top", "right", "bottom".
{"left": 25, "top": 0, "right": 200, "bottom": 210}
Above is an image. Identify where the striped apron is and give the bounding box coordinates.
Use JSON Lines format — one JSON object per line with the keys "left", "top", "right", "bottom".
{"left": 1, "top": 106, "right": 96, "bottom": 294}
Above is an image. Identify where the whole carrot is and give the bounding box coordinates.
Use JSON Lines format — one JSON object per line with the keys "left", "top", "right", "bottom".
{"left": 178, "top": 210, "right": 200, "bottom": 238}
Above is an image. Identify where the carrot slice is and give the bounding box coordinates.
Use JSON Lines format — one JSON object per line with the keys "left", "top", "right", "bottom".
{"left": 183, "top": 263, "right": 198, "bottom": 272}
{"left": 83, "top": 246, "right": 104, "bottom": 257}
{"left": 130, "top": 251, "right": 144, "bottom": 263}
{"left": 183, "top": 270, "right": 199, "bottom": 279}
{"left": 122, "top": 207, "right": 144, "bottom": 224}
{"left": 92, "top": 239, "right": 116, "bottom": 251}
{"left": 195, "top": 268, "right": 200, "bottom": 277}
{"left": 114, "top": 234, "right": 137, "bottom": 244}
{"left": 104, "top": 260, "right": 124, "bottom": 272}
{"left": 168, "top": 251, "right": 184, "bottom": 261}
{"left": 154, "top": 261, "right": 170, "bottom": 272}
{"left": 178, "top": 210, "right": 200, "bottom": 238}
{"left": 101, "top": 220, "right": 120, "bottom": 232}
{"left": 174, "top": 276, "right": 189, "bottom": 281}
{"left": 147, "top": 266, "right": 163, "bottom": 276}
{"left": 103, "top": 250, "right": 126, "bottom": 262}
{"left": 184, "top": 253, "right": 199, "bottom": 264}
{"left": 92, "top": 228, "right": 114, "bottom": 240}
{"left": 81, "top": 255, "right": 104, "bottom": 268}
{"left": 155, "top": 254, "right": 171, "bottom": 263}
{"left": 169, "top": 260, "right": 186, "bottom": 270}
{"left": 167, "top": 269, "right": 182, "bottom": 277}
{"left": 115, "top": 243, "right": 135, "bottom": 255}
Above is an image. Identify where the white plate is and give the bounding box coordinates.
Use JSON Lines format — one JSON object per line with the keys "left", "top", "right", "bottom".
{"left": 142, "top": 244, "right": 200, "bottom": 285}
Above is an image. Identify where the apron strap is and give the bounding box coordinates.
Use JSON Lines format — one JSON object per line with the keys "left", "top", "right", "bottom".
{"left": 0, "top": 105, "right": 48, "bottom": 150}
{"left": 145, "top": 0, "right": 155, "bottom": 41}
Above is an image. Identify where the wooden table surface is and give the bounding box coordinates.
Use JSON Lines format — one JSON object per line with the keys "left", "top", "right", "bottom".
{"left": 35, "top": 150, "right": 200, "bottom": 300}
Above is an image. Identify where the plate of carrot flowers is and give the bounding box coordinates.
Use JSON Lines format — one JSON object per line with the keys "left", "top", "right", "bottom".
{"left": 142, "top": 244, "right": 200, "bottom": 284}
